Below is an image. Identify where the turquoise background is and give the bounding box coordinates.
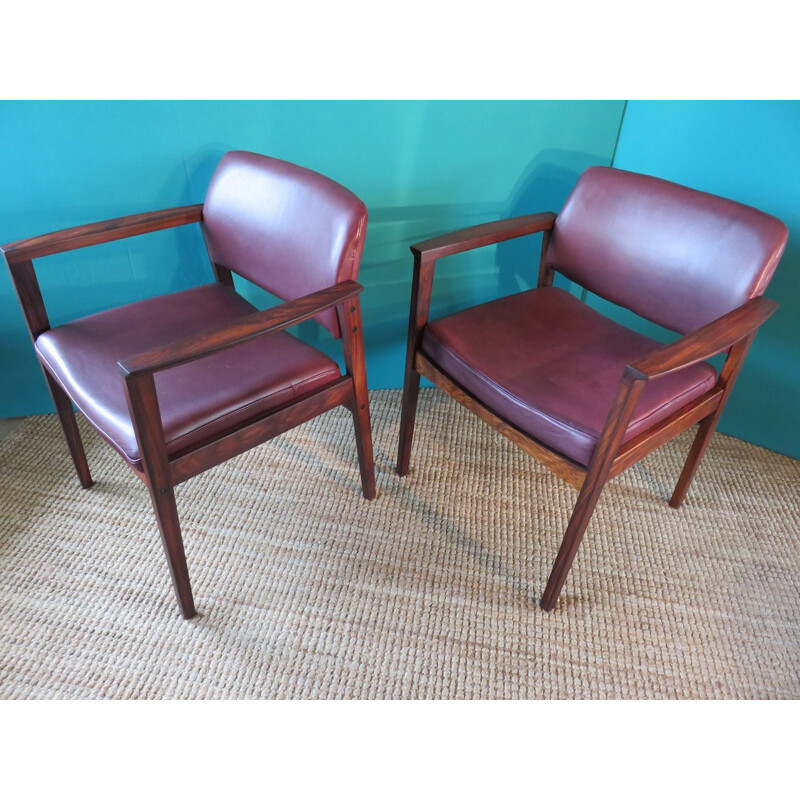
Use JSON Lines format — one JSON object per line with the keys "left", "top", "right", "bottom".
{"left": 0, "top": 100, "right": 623, "bottom": 406}
{"left": 1, "top": 100, "right": 797, "bottom": 458}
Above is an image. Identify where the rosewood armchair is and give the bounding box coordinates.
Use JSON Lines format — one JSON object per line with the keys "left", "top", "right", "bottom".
{"left": 2, "top": 150, "right": 375, "bottom": 619}
{"left": 397, "top": 166, "right": 787, "bottom": 611}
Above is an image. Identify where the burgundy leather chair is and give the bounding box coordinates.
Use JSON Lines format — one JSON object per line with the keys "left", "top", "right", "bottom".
{"left": 2, "top": 151, "right": 375, "bottom": 619}
{"left": 397, "top": 166, "right": 787, "bottom": 611}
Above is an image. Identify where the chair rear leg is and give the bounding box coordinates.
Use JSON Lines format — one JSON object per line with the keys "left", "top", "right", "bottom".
{"left": 43, "top": 371, "right": 93, "bottom": 489}
{"left": 540, "top": 475, "right": 606, "bottom": 611}
{"left": 669, "top": 415, "right": 718, "bottom": 508}
{"left": 396, "top": 369, "right": 420, "bottom": 477}
{"left": 670, "top": 335, "right": 754, "bottom": 509}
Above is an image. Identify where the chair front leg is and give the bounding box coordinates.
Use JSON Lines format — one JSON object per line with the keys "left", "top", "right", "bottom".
{"left": 123, "top": 371, "right": 196, "bottom": 619}
{"left": 339, "top": 296, "right": 376, "bottom": 500}
{"left": 7, "top": 257, "right": 93, "bottom": 489}
{"left": 540, "top": 468, "right": 609, "bottom": 612}
{"left": 396, "top": 369, "right": 421, "bottom": 477}
{"left": 396, "top": 253, "right": 435, "bottom": 476}
{"left": 541, "top": 373, "right": 645, "bottom": 611}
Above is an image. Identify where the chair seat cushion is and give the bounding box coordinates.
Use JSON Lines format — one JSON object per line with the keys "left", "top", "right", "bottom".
{"left": 36, "top": 283, "right": 341, "bottom": 465}
{"left": 421, "top": 287, "right": 718, "bottom": 467}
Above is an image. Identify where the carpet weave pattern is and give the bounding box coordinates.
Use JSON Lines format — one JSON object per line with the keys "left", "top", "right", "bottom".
{"left": 1, "top": 389, "right": 798, "bottom": 699}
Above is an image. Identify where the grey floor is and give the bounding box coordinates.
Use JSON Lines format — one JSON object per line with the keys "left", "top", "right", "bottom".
{"left": 0, "top": 418, "right": 23, "bottom": 441}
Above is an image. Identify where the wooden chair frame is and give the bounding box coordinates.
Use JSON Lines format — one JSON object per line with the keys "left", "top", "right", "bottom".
{"left": 2, "top": 204, "right": 376, "bottom": 619}
{"left": 396, "top": 212, "right": 777, "bottom": 611}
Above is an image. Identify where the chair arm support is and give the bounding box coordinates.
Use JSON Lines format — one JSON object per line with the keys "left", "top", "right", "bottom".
{"left": 626, "top": 296, "right": 778, "bottom": 381}
{"left": 119, "top": 281, "right": 364, "bottom": 377}
{"left": 404, "top": 212, "right": 557, "bottom": 343}
{"left": 0, "top": 204, "right": 204, "bottom": 265}
{"left": 410, "top": 212, "right": 557, "bottom": 261}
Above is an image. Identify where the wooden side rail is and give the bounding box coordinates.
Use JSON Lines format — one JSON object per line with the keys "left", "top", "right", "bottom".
{"left": 119, "top": 281, "right": 364, "bottom": 376}
{"left": 410, "top": 212, "right": 556, "bottom": 261}
{"left": 628, "top": 296, "right": 778, "bottom": 381}
{"left": 0, "top": 204, "right": 204, "bottom": 265}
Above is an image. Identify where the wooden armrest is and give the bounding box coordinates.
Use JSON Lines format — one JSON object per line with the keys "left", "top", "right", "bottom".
{"left": 0, "top": 204, "right": 204, "bottom": 265}
{"left": 119, "top": 281, "right": 364, "bottom": 376}
{"left": 410, "top": 212, "right": 556, "bottom": 260}
{"left": 627, "top": 296, "right": 778, "bottom": 381}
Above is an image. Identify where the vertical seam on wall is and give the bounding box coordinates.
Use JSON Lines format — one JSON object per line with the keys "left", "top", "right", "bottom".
{"left": 610, "top": 100, "right": 629, "bottom": 168}
{"left": 579, "top": 100, "right": 628, "bottom": 305}
{"left": 351, "top": 213, "right": 366, "bottom": 278}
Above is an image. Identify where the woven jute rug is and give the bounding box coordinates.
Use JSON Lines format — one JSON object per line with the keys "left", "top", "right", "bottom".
{"left": 1, "top": 389, "right": 798, "bottom": 699}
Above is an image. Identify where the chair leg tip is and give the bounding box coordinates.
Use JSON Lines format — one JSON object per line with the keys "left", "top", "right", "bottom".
{"left": 539, "top": 600, "right": 556, "bottom": 612}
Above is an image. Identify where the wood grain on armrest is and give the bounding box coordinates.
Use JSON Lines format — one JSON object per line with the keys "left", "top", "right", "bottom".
{"left": 627, "top": 296, "right": 778, "bottom": 381}
{"left": 119, "top": 281, "right": 364, "bottom": 376}
{"left": 0, "top": 204, "right": 204, "bottom": 264}
{"left": 410, "top": 212, "right": 556, "bottom": 260}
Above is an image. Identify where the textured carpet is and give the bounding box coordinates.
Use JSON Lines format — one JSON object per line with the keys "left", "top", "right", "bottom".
{"left": 1, "top": 389, "right": 798, "bottom": 699}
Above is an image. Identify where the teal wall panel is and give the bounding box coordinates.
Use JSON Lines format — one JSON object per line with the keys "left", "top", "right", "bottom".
{"left": 608, "top": 101, "right": 800, "bottom": 459}
{"left": 0, "top": 101, "right": 624, "bottom": 416}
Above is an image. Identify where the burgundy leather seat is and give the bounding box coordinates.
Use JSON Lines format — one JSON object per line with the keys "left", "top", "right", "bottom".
{"left": 421, "top": 286, "right": 717, "bottom": 466}
{"left": 36, "top": 283, "right": 340, "bottom": 465}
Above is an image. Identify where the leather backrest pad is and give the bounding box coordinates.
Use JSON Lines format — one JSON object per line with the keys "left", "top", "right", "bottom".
{"left": 544, "top": 167, "right": 788, "bottom": 333}
{"left": 203, "top": 151, "right": 367, "bottom": 337}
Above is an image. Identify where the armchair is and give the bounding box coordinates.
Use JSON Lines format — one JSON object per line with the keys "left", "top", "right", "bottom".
{"left": 2, "top": 151, "right": 375, "bottom": 619}
{"left": 397, "top": 166, "right": 787, "bottom": 611}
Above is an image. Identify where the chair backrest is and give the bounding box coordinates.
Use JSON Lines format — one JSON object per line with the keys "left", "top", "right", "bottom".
{"left": 543, "top": 167, "right": 788, "bottom": 334}
{"left": 202, "top": 151, "right": 368, "bottom": 337}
